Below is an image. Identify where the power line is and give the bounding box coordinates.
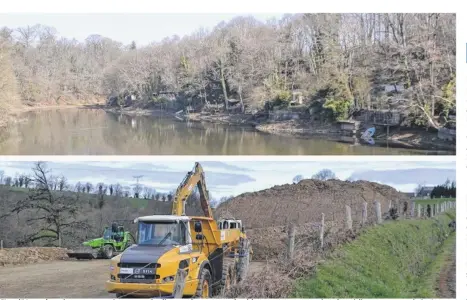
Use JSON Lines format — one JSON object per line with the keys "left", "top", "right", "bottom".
{"left": 133, "top": 175, "right": 143, "bottom": 185}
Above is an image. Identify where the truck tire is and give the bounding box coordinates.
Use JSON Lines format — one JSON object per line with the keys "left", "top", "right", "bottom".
{"left": 195, "top": 268, "right": 212, "bottom": 298}
{"left": 216, "top": 258, "right": 235, "bottom": 296}
{"left": 102, "top": 245, "right": 114, "bottom": 259}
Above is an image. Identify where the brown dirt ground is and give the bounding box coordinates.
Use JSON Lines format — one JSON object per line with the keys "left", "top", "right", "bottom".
{"left": 0, "top": 259, "right": 110, "bottom": 298}
{"left": 216, "top": 179, "right": 408, "bottom": 260}
{"left": 0, "top": 252, "right": 265, "bottom": 298}
{"left": 0, "top": 247, "right": 69, "bottom": 266}
{"left": 437, "top": 239, "right": 456, "bottom": 298}
{"left": 216, "top": 179, "right": 408, "bottom": 229}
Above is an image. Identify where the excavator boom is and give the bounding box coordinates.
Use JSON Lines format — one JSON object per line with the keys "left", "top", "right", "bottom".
{"left": 171, "top": 162, "right": 213, "bottom": 218}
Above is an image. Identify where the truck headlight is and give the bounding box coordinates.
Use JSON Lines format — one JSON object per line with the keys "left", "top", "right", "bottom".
{"left": 162, "top": 276, "right": 175, "bottom": 283}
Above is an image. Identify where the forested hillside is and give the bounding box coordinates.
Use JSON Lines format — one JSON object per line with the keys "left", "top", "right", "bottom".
{"left": 0, "top": 13, "right": 455, "bottom": 129}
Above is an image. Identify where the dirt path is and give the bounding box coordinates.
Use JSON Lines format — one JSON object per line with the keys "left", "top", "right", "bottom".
{"left": 0, "top": 260, "right": 265, "bottom": 298}
{"left": 437, "top": 238, "right": 456, "bottom": 298}
{"left": 0, "top": 260, "right": 110, "bottom": 298}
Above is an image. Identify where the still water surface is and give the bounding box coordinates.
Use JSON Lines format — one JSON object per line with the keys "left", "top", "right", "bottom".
{"left": 0, "top": 109, "right": 444, "bottom": 155}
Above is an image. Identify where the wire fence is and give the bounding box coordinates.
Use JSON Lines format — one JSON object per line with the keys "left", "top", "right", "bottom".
{"left": 285, "top": 198, "right": 456, "bottom": 260}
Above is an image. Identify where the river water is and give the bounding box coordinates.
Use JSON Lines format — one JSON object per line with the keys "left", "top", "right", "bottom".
{"left": 0, "top": 109, "right": 448, "bottom": 155}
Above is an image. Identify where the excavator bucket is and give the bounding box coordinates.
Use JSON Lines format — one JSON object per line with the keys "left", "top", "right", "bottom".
{"left": 67, "top": 246, "right": 98, "bottom": 260}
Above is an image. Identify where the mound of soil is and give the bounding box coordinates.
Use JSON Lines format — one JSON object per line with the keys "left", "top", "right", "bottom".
{"left": 216, "top": 179, "right": 409, "bottom": 229}
{"left": 0, "top": 247, "right": 69, "bottom": 266}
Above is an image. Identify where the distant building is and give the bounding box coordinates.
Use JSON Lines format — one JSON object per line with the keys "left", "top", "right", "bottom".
{"left": 402, "top": 192, "right": 415, "bottom": 198}
{"left": 417, "top": 186, "right": 434, "bottom": 199}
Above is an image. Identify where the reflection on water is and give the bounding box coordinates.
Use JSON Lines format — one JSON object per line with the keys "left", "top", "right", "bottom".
{"left": 0, "top": 109, "right": 445, "bottom": 155}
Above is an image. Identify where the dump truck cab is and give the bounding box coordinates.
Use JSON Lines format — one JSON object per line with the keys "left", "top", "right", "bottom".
{"left": 106, "top": 215, "right": 218, "bottom": 297}
{"left": 218, "top": 218, "right": 243, "bottom": 230}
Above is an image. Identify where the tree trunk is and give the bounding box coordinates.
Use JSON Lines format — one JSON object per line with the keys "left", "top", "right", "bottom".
{"left": 219, "top": 59, "right": 229, "bottom": 110}
{"left": 239, "top": 83, "right": 245, "bottom": 113}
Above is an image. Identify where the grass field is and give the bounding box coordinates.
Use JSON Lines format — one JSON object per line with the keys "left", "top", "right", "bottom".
{"left": 1, "top": 184, "right": 150, "bottom": 208}
{"left": 414, "top": 198, "right": 455, "bottom": 205}
{"left": 293, "top": 211, "right": 455, "bottom": 298}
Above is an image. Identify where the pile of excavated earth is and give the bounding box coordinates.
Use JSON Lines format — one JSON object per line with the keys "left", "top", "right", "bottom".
{"left": 0, "top": 247, "right": 69, "bottom": 266}
{"left": 215, "top": 179, "right": 409, "bottom": 260}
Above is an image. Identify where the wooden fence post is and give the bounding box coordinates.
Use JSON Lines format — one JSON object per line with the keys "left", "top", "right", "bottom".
{"left": 345, "top": 205, "right": 352, "bottom": 230}
{"left": 0, "top": 240, "right": 3, "bottom": 250}
{"left": 417, "top": 203, "right": 421, "bottom": 218}
{"left": 375, "top": 201, "right": 382, "bottom": 224}
{"left": 320, "top": 213, "right": 325, "bottom": 249}
{"left": 362, "top": 202, "right": 368, "bottom": 225}
{"left": 287, "top": 223, "right": 296, "bottom": 260}
{"left": 172, "top": 269, "right": 187, "bottom": 298}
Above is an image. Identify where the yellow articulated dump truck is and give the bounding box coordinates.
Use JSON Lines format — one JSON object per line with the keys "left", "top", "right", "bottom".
{"left": 106, "top": 163, "right": 251, "bottom": 298}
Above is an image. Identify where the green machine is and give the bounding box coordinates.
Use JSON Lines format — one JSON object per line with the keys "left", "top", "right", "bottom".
{"left": 67, "top": 222, "right": 135, "bottom": 259}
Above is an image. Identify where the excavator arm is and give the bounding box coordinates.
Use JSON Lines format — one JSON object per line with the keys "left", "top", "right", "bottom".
{"left": 171, "top": 162, "right": 213, "bottom": 218}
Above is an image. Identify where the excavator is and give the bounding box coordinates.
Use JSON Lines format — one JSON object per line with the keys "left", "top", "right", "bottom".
{"left": 106, "top": 162, "right": 252, "bottom": 298}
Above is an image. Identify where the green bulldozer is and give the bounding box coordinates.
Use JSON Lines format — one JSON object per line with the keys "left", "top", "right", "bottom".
{"left": 67, "top": 222, "right": 135, "bottom": 260}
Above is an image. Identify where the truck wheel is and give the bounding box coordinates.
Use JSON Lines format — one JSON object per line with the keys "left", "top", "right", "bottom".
{"left": 195, "top": 268, "right": 212, "bottom": 298}
{"left": 102, "top": 245, "right": 114, "bottom": 259}
{"left": 217, "top": 258, "right": 235, "bottom": 296}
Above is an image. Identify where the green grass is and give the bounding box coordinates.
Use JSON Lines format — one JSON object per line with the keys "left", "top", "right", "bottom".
{"left": 418, "top": 231, "right": 455, "bottom": 297}
{"left": 293, "top": 212, "right": 455, "bottom": 298}
{"left": 414, "top": 198, "right": 455, "bottom": 205}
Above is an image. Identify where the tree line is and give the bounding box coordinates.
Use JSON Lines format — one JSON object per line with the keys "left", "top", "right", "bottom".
{"left": 0, "top": 162, "right": 205, "bottom": 248}
{"left": 0, "top": 13, "right": 456, "bottom": 128}
{"left": 0, "top": 168, "right": 174, "bottom": 201}
{"left": 293, "top": 169, "right": 337, "bottom": 183}
{"left": 430, "top": 179, "right": 456, "bottom": 198}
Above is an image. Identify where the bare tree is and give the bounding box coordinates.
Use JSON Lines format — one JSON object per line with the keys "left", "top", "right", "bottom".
{"left": 85, "top": 182, "right": 93, "bottom": 193}
{"left": 58, "top": 176, "right": 67, "bottom": 191}
{"left": 312, "top": 169, "right": 337, "bottom": 181}
{"left": 293, "top": 175, "right": 304, "bottom": 184}
{"left": 2, "top": 162, "right": 86, "bottom": 247}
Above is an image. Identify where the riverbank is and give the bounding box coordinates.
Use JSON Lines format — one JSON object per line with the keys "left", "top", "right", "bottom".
{"left": 102, "top": 106, "right": 173, "bottom": 117}
{"left": 256, "top": 120, "right": 454, "bottom": 152}
{"left": 0, "top": 98, "right": 106, "bottom": 130}
{"left": 100, "top": 107, "right": 455, "bottom": 153}
{"left": 3, "top": 103, "right": 451, "bottom": 153}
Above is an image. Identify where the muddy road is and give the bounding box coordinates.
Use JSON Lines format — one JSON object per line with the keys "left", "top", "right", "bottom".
{"left": 0, "top": 260, "right": 265, "bottom": 298}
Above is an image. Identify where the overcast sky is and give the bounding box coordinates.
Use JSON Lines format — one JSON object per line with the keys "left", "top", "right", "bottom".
{"left": 0, "top": 160, "right": 456, "bottom": 198}
{"left": 0, "top": 13, "right": 285, "bottom": 46}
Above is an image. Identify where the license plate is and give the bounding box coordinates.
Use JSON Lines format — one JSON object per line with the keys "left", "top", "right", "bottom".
{"left": 120, "top": 268, "right": 133, "bottom": 274}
